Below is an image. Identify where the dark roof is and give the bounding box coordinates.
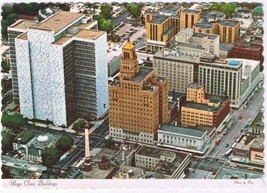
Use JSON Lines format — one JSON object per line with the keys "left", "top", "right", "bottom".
{"left": 192, "top": 32, "right": 218, "bottom": 39}
{"left": 159, "top": 124, "right": 207, "bottom": 138}
{"left": 149, "top": 15, "right": 169, "bottom": 24}
{"left": 129, "top": 67, "right": 154, "bottom": 82}
{"left": 28, "top": 146, "right": 41, "bottom": 156}
{"left": 187, "top": 83, "right": 203, "bottom": 89}
{"left": 194, "top": 22, "right": 213, "bottom": 29}
{"left": 160, "top": 4, "right": 180, "bottom": 14}
{"left": 219, "top": 20, "right": 239, "bottom": 27}
{"left": 183, "top": 102, "right": 220, "bottom": 111}
{"left": 168, "top": 91, "right": 185, "bottom": 99}
{"left": 183, "top": 9, "right": 201, "bottom": 14}
{"left": 201, "top": 11, "right": 226, "bottom": 20}
{"left": 206, "top": 94, "right": 228, "bottom": 103}
{"left": 162, "top": 27, "right": 175, "bottom": 36}
{"left": 177, "top": 42, "right": 204, "bottom": 50}
{"left": 14, "top": 130, "right": 35, "bottom": 144}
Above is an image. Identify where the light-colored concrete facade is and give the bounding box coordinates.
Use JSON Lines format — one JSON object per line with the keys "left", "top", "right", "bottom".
{"left": 13, "top": 11, "right": 108, "bottom": 126}
{"left": 157, "top": 125, "right": 208, "bottom": 151}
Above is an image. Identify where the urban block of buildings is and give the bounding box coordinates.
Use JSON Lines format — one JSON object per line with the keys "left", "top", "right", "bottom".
{"left": 231, "top": 112, "right": 264, "bottom": 166}
{"left": 8, "top": 11, "right": 108, "bottom": 126}
{"left": 153, "top": 41, "right": 262, "bottom": 108}
{"left": 135, "top": 146, "right": 191, "bottom": 179}
{"left": 109, "top": 40, "right": 171, "bottom": 144}
{"left": 181, "top": 83, "right": 230, "bottom": 128}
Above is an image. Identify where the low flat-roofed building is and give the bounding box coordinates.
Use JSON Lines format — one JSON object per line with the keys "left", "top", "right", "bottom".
{"left": 215, "top": 167, "right": 263, "bottom": 179}
{"left": 135, "top": 146, "right": 191, "bottom": 179}
{"left": 112, "top": 165, "right": 143, "bottom": 179}
{"left": 13, "top": 130, "right": 35, "bottom": 156}
{"left": 157, "top": 124, "right": 208, "bottom": 153}
{"left": 249, "top": 136, "right": 264, "bottom": 164}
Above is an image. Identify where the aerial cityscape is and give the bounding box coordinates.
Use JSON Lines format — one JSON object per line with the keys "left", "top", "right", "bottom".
{"left": 1, "top": 1, "right": 264, "bottom": 180}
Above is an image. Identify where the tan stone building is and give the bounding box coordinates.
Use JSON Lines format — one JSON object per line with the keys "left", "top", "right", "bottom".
{"left": 109, "top": 40, "right": 170, "bottom": 144}
{"left": 181, "top": 83, "right": 230, "bottom": 128}
{"left": 145, "top": 4, "right": 181, "bottom": 53}
{"left": 180, "top": 9, "right": 202, "bottom": 30}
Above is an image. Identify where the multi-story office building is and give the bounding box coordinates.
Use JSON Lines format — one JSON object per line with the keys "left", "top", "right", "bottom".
{"left": 8, "top": 20, "right": 39, "bottom": 103}
{"left": 153, "top": 29, "right": 219, "bottom": 93}
{"left": 145, "top": 4, "right": 181, "bottom": 53}
{"left": 109, "top": 40, "right": 170, "bottom": 144}
{"left": 10, "top": 11, "right": 108, "bottom": 126}
{"left": 181, "top": 83, "right": 230, "bottom": 128}
{"left": 180, "top": 8, "right": 202, "bottom": 29}
{"left": 218, "top": 20, "right": 240, "bottom": 43}
{"left": 193, "top": 11, "right": 226, "bottom": 34}
{"left": 174, "top": 28, "right": 220, "bottom": 56}
{"left": 193, "top": 11, "right": 240, "bottom": 43}
{"left": 229, "top": 43, "right": 264, "bottom": 64}
{"left": 154, "top": 44, "right": 262, "bottom": 108}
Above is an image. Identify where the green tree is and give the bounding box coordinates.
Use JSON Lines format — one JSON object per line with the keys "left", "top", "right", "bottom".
{"left": 57, "top": 134, "right": 74, "bottom": 152}
{"left": 1, "top": 112, "right": 27, "bottom": 133}
{"left": 104, "top": 137, "right": 115, "bottom": 148}
{"left": 41, "top": 146, "right": 60, "bottom": 167}
{"left": 72, "top": 119, "right": 87, "bottom": 131}
{"left": 99, "top": 18, "right": 113, "bottom": 33}
{"left": 1, "top": 131, "right": 14, "bottom": 154}
{"left": 1, "top": 59, "right": 10, "bottom": 73}
{"left": 1, "top": 4, "right": 13, "bottom": 19}
{"left": 100, "top": 3, "right": 113, "bottom": 19}
{"left": 127, "top": 3, "right": 142, "bottom": 18}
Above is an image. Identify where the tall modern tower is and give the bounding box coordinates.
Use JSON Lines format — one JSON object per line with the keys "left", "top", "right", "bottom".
{"left": 109, "top": 40, "right": 171, "bottom": 144}
{"left": 8, "top": 11, "right": 109, "bottom": 126}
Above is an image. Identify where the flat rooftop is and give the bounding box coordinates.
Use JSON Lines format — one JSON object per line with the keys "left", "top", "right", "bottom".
{"left": 251, "top": 136, "right": 264, "bottom": 150}
{"left": 75, "top": 29, "right": 104, "bottom": 40}
{"left": 113, "top": 166, "right": 143, "bottom": 179}
{"left": 183, "top": 102, "right": 220, "bottom": 112}
{"left": 149, "top": 15, "right": 169, "bottom": 24}
{"left": 215, "top": 167, "right": 262, "bottom": 179}
{"left": 183, "top": 9, "right": 201, "bottom": 14}
{"left": 128, "top": 67, "right": 154, "bottom": 82}
{"left": 192, "top": 32, "right": 218, "bottom": 40}
{"left": 194, "top": 22, "right": 213, "bottom": 29}
{"left": 162, "top": 27, "right": 175, "bottom": 36}
{"left": 160, "top": 4, "right": 180, "bottom": 14}
{"left": 168, "top": 91, "right": 185, "bottom": 99}
{"left": 201, "top": 11, "right": 225, "bottom": 20}
{"left": 36, "top": 11, "right": 83, "bottom": 33}
{"left": 159, "top": 124, "right": 207, "bottom": 138}
{"left": 177, "top": 42, "right": 204, "bottom": 50}
{"left": 9, "top": 19, "right": 38, "bottom": 30}
{"left": 206, "top": 94, "right": 228, "bottom": 104}
{"left": 136, "top": 146, "right": 188, "bottom": 160}
{"left": 187, "top": 83, "right": 204, "bottom": 89}
{"left": 219, "top": 20, "right": 239, "bottom": 27}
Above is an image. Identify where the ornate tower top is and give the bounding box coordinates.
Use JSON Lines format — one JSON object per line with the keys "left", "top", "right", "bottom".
{"left": 119, "top": 39, "right": 139, "bottom": 80}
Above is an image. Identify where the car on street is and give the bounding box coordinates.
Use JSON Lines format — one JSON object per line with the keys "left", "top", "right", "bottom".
{"left": 225, "top": 144, "right": 229, "bottom": 148}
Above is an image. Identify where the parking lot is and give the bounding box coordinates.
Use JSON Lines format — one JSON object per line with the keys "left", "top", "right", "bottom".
{"left": 107, "top": 24, "right": 146, "bottom": 62}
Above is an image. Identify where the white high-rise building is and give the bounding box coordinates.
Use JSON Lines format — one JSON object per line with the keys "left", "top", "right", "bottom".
{"left": 10, "top": 11, "right": 109, "bottom": 126}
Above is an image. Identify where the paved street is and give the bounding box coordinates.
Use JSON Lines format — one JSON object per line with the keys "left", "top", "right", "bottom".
{"left": 2, "top": 155, "right": 46, "bottom": 172}
{"left": 110, "top": 10, "right": 129, "bottom": 26}
{"left": 58, "top": 117, "right": 109, "bottom": 168}
{"left": 186, "top": 157, "right": 225, "bottom": 179}
{"left": 207, "top": 87, "right": 263, "bottom": 159}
